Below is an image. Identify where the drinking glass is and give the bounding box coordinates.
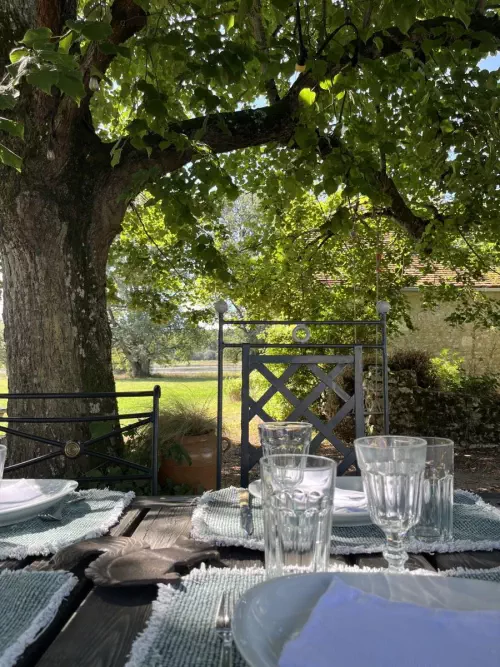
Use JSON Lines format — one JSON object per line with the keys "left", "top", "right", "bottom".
{"left": 0, "top": 444, "right": 5, "bottom": 481}
{"left": 354, "top": 436, "right": 427, "bottom": 573}
{"left": 261, "top": 454, "right": 336, "bottom": 579}
{"left": 258, "top": 422, "right": 312, "bottom": 458}
{"left": 412, "top": 438, "right": 454, "bottom": 543}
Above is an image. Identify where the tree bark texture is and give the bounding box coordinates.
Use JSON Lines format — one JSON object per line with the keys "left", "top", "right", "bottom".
{"left": 130, "top": 359, "right": 151, "bottom": 378}
{"left": 0, "top": 130, "right": 127, "bottom": 476}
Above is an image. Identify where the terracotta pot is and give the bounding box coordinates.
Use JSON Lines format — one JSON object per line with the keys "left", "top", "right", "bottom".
{"left": 158, "top": 433, "right": 217, "bottom": 491}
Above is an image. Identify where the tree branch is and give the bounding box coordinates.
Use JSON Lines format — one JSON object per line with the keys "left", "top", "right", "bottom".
{"left": 81, "top": 0, "right": 147, "bottom": 90}
{"left": 112, "top": 10, "right": 500, "bottom": 240}
{"left": 376, "top": 172, "right": 429, "bottom": 239}
{"left": 250, "top": 0, "right": 280, "bottom": 104}
{"left": 35, "top": 0, "right": 76, "bottom": 34}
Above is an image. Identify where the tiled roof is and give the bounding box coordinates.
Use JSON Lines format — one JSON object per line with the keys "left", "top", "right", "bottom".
{"left": 318, "top": 261, "right": 500, "bottom": 289}
{"left": 401, "top": 260, "right": 500, "bottom": 289}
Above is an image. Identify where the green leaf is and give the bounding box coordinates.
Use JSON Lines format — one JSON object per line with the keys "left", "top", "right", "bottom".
{"left": 294, "top": 126, "right": 317, "bottom": 149}
{"left": 237, "top": 0, "right": 252, "bottom": 23}
{"left": 58, "top": 31, "right": 74, "bottom": 54}
{"left": 299, "top": 88, "right": 316, "bottom": 106}
{"left": 395, "top": 8, "right": 414, "bottom": 35}
{"left": 127, "top": 118, "right": 149, "bottom": 135}
{"left": 26, "top": 68, "right": 59, "bottom": 95}
{"left": 226, "top": 14, "right": 235, "bottom": 31}
{"left": 115, "top": 45, "right": 131, "bottom": 58}
{"left": 22, "top": 28, "right": 52, "bottom": 47}
{"left": 440, "top": 119, "right": 454, "bottom": 134}
{"left": 0, "top": 91, "right": 18, "bottom": 110}
{"left": 454, "top": 1, "right": 471, "bottom": 27}
{"left": 9, "top": 47, "right": 29, "bottom": 64}
{"left": 336, "top": 90, "right": 345, "bottom": 100}
{"left": 271, "top": 0, "right": 290, "bottom": 10}
{"left": 0, "top": 117, "right": 24, "bottom": 139}
{"left": 80, "top": 21, "right": 113, "bottom": 41}
{"left": 110, "top": 146, "right": 122, "bottom": 167}
{"left": 0, "top": 143, "right": 22, "bottom": 171}
{"left": 57, "top": 72, "right": 86, "bottom": 101}
{"left": 374, "top": 36, "right": 384, "bottom": 52}
{"left": 162, "top": 32, "right": 183, "bottom": 47}
{"left": 66, "top": 20, "right": 83, "bottom": 34}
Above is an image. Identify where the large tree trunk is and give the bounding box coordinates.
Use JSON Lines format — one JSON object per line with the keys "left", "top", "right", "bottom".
{"left": 130, "top": 359, "right": 151, "bottom": 378}
{"left": 0, "top": 161, "right": 126, "bottom": 476}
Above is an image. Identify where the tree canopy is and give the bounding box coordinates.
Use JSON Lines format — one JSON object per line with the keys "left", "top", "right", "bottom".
{"left": 2, "top": 0, "right": 500, "bottom": 253}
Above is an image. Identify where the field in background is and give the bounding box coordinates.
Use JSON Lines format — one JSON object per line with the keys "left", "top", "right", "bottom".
{"left": 0, "top": 375, "right": 243, "bottom": 443}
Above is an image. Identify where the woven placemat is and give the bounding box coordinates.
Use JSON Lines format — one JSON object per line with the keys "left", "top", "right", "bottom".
{"left": 0, "top": 569, "right": 77, "bottom": 667}
{"left": 126, "top": 563, "right": 500, "bottom": 667}
{"left": 0, "top": 489, "right": 134, "bottom": 560}
{"left": 191, "top": 487, "right": 500, "bottom": 555}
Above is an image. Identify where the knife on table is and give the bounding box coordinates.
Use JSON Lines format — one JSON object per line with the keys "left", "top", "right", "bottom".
{"left": 239, "top": 489, "right": 254, "bottom": 536}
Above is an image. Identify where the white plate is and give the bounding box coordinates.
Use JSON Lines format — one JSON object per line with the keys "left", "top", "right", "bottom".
{"left": 0, "top": 479, "right": 78, "bottom": 526}
{"left": 248, "top": 476, "right": 372, "bottom": 526}
{"left": 233, "top": 572, "right": 500, "bottom": 667}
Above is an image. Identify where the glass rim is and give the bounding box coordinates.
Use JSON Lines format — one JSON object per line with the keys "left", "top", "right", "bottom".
{"left": 260, "top": 453, "right": 336, "bottom": 469}
{"left": 354, "top": 436, "right": 427, "bottom": 450}
{"left": 421, "top": 437, "right": 454, "bottom": 448}
{"left": 258, "top": 422, "right": 312, "bottom": 429}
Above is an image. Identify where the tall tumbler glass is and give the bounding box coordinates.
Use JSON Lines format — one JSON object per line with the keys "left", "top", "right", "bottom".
{"left": 412, "top": 438, "right": 454, "bottom": 543}
{"left": 261, "top": 454, "right": 336, "bottom": 579}
{"left": 354, "top": 436, "right": 427, "bottom": 573}
{"left": 259, "top": 422, "right": 312, "bottom": 458}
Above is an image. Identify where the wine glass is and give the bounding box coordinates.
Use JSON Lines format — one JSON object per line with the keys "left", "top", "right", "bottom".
{"left": 354, "top": 436, "right": 427, "bottom": 572}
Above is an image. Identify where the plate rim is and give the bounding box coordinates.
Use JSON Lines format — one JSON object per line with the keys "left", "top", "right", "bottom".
{"left": 0, "top": 478, "right": 78, "bottom": 515}
{"left": 248, "top": 477, "right": 372, "bottom": 525}
{"left": 233, "top": 572, "right": 500, "bottom": 667}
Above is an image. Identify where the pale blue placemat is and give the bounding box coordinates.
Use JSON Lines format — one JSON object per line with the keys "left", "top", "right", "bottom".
{"left": 0, "top": 489, "right": 134, "bottom": 560}
{"left": 0, "top": 569, "right": 76, "bottom": 667}
{"left": 192, "top": 487, "right": 500, "bottom": 555}
{"left": 126, "top": 564, "right": 500, "bottom": 667}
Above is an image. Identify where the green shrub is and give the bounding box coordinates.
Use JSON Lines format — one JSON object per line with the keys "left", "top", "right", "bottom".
{"left": 389, "top": 349, "right": 438, "bottom": 388}
{"left": 429, "top": 349, "right": 464, "bottom": 391}
{"left": 129, "top": 400, "right": 216, "bottom": 466}
{"left": 224, "top": 377, "right": 242, "bottom": 402}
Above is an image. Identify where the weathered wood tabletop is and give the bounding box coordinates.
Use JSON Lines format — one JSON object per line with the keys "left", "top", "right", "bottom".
{"left": 6, "top": 492, "right": 500, "bottom": 667}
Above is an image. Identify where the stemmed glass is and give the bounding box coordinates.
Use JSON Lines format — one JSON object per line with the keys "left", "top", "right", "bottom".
{"left": 354, "top": 436, "right": 427, "bottom": 573}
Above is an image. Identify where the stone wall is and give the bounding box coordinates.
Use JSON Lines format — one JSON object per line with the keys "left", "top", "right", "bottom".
{"left": 389, "top": 291, "right": 500, "bottom": 375}
{"left": 365, "top": 367, "right": 500, "bottom": 448}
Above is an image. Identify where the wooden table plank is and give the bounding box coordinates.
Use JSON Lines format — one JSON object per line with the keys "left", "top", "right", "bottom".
{"left": 351, "top": 553, "right": 436, "bottom": 572}
{"left": 12, "top": 491, "right": 500, "bottom": 667}
{"left": 35, "top": 502, "right": 197, "bottom": 667}
{"left": 18, "top": 505, "right": 152, "bottom": 667}
{"left": 430, "top": 549, "right": 500, "bottom": 572}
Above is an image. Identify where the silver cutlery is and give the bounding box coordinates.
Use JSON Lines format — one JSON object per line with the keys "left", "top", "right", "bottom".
{"left": 39, "top": 496, "right": 83, "bottom": 521}
{"left": 215, "top": 591, "right": 238, "bottom": 667}
{"left": 239, "top": 489, "right": 254, "bottom": 536}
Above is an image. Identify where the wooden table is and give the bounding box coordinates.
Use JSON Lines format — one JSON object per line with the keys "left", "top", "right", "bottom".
{"left": 5, "top": 492, "right": 500, "bottom": 667}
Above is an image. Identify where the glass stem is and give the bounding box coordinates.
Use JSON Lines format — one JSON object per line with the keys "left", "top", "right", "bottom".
{"left": 383, "top": 531, "right": 408, "bottom": 573}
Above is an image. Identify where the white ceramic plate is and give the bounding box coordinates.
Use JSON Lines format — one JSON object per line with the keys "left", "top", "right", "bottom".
{"left": 0, "top": 479, "right": 78, "bottom": 526}
{"left": 233, "top": 572, "right": 500, "bottom": 667}
{"left": 248, "top": 476, "right": 372, "bottom": 526}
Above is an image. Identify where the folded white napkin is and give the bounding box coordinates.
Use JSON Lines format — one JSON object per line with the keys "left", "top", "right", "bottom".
{"left": 0, "top": 480, "right": 43, "bottom": 507}
{"left": 279, "top": 578, "right": 500, "bottom": 667}
{"left": 333, "top": 487, "right": 367, "bottom": 513}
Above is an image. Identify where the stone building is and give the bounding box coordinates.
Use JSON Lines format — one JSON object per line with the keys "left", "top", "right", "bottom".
{"left": 390, "top": 266, "right": 500, "bottom": 374}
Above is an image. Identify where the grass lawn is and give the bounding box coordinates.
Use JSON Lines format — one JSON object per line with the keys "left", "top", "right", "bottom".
{"left": 0, "top": 375, "right": 243, "bottom": 442}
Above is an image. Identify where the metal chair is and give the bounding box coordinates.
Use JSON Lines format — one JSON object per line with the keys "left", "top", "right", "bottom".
{"left": 0, "top": 386, "right": 160, "bottom": 494}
